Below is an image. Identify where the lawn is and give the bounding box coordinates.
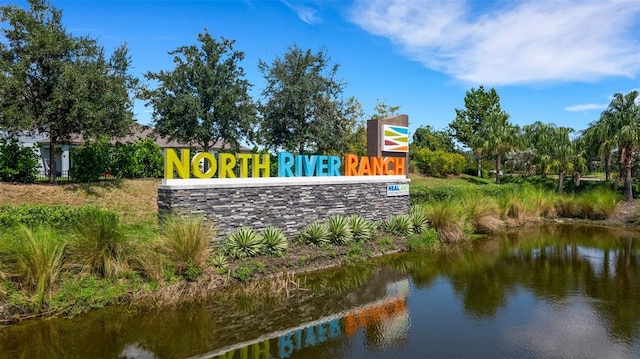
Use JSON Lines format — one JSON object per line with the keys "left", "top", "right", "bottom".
{"left": 0, "top": 179, "right": 161, "bottom": 224}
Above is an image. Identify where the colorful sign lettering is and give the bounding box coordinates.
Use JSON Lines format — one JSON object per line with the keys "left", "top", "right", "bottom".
{"left": 163, "top": 149, "right": 406, "bottom": 180}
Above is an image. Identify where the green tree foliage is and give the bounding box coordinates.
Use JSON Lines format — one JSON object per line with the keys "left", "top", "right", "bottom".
{"left": 449, "top": 86, "right": 502, "bottom": 177}
{"left": 0, "top": 0, "right": 137, "bottom": 183}
{"left": 549, "top": 126, "right": 575, "bottom": 193}
{"left": 412, "top": 125, "right": 455, "bottom": 152}
{"left": 70, "top": 139, "right": 112, "bottom": 183}
{"left": 71, "top": 138, "right": 163, "bottom": 182}
{"left": 606, "top": 91, "right": 640, "bottom": 201}
{"left": 0, "top": 138, "right": 39, "bottom": 183}
{"left": 522, "top": 121, "right": 556, "bottom": 177}
{"left": 342, "top": 97, "right": 368, "bottom": 157}
{"left": 478, "top": 111, "right": 519, "bottom": 183}
{"left": 412, "top": 148, "right": 466, "bottom": 177}
{"left": 143, "top": 31, "right": 256, "bottom": 155}
{"left": 581, "top": 91, "right": 640, "bottom": 200}
{"left": 581, "top": 117, "right": 617, "bottom": 181}
{"left": 258, "top": 45, "right": 354, "bottom": 154}
{"left": 370, "top": 98, "right": 401, "bottom": 120}
{"left": 110, "top": 138, "right": 163, "bottom": 179}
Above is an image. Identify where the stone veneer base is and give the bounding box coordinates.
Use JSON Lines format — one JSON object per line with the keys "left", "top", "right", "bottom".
{"left": 158, "top": 176, "right": 410, "bottom": 242}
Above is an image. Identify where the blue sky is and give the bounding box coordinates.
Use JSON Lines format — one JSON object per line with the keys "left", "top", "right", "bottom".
{"left": 6, "top": 0, "right": 640, "bottom": 137}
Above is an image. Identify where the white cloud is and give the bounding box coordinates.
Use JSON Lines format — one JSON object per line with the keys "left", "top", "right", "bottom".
{"left": 282, "top": 0, "right": 319, "bottom": 25}
{"left": 349, "top": 0, "right": 640, "bottom": 86}
{"left": 565, "top": 103, "right": 607, "bottom": 112}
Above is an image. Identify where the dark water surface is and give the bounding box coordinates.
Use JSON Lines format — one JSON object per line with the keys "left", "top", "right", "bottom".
{"left": 1, "top": 224, "right": 639, "bottom": 358}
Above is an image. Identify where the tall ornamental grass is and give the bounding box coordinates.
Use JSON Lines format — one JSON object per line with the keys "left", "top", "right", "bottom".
{"left": 573, "top": 188, "right": 620, "bottom": 219}
{"left": 2, "top": 225, "right": 65, "bottom": 311}
{"left": 424, "top": 200, "right": 466, "bottom": 242}
{"left": 160, "top": 215, "right": 213, "bottom": 275}
{"left": 464, "top": 196, "right": 503, "bottom": 234}
{"left": 69, "top": 208, "right": 134, "bottom": 279}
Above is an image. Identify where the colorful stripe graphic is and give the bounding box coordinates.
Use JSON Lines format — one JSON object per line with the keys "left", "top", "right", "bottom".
{"left": 382, "top": 125, "right": 409, "bottom": 152}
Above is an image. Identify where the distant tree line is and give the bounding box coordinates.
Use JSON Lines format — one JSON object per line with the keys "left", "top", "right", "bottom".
{"left": 442, "top": 86, "right": 640, "bottom": 201}
{"left": 1, "top": 0, "right": 638, "bottom": 200}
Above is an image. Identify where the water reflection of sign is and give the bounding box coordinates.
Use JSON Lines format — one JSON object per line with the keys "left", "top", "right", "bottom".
{"left": 387, "top": 184, "right": 409, "bottom": 197}
{"left": 278, "top": 319, "right": 341, "bottom": 358}
{"left": 193, "top": 279, "right": 410, "bottom": 359}
{"left": 345, "top": 280, "right": 410, "bottom": 347}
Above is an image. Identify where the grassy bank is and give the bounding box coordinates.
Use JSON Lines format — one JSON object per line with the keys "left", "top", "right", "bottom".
{"left": 0, "top": 180, "right": 436, "bottom": 322}
{"left": 0, "top": 179, "right": 160, "bottom": 224}
{"left": 0, "top": 175, "right": 630, "bottom": 323}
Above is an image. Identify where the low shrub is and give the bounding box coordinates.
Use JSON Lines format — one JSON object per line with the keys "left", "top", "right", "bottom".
{"left": 0, "top": 138, "right": 39, "bottom": 183}
{"left": 0, "top": 204, "right": 93, "bottom": 230}
{"left": 412, "top": 148, "right": 465, "bottom": 177}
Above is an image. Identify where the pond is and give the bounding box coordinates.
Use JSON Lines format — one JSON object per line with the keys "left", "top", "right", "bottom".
{"left": 1, "top": 224, "right": 639, "bottom": 358}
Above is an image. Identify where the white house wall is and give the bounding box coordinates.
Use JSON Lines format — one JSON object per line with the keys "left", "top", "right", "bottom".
{"left": 0, "top": 130, "right": 70, "bottom": 175}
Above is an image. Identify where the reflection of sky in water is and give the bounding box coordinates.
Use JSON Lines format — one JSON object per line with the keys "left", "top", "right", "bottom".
{"left": 531, "top": 246, "right": 620, "bottom": 276}
{"left": 502, "top": 297, "right": 637, "bottom": 359}
{"left": 351, "top": 276, "right": 639, "bottom": 359}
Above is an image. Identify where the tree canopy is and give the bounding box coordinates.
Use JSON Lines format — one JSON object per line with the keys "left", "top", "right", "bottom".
{"left": 412, "top": 125, "right": 455, "bottom": 153}
{"left": 142, "top": 31, "right": 256, "bottom": 155}
{"left": 0, "top": 0, "right": 136, "bottom": 183}
{"left": 449, "top": 86, "right": 502, "bottom": 177}
{"left": 258, "top": 45, "right": 354, "bottom": 154}
{"left": 477, "top": 110, "right": 518, "bottom": 183}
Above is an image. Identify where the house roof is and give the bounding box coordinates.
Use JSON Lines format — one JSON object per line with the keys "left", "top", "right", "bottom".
{"left": 39, "top": 123, "right": 252, "bottom": 152}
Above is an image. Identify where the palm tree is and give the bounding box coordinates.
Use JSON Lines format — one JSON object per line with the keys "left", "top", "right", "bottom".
{"left": 478, "top": 110, "right": 518, "bottom": 184}
{"left": 607, "top": 91, "right": 640, "bottom": 201}
{"left": 523, "top": 121, "right": 555, "bottom": 178}
{"left": 582, "top": 113, "right": 617, "bottom": 181}
{"left": 549, "top": 126, "right": 574, "bottom": 193}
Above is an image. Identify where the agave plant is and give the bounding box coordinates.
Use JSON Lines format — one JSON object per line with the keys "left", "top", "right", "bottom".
{"left": 386, "top": 214, "right": 414, "bottom": 236}
{"left": 326, "top": 215, "right": 353, "bottom": 245}
{"left": 349, "top": 215, "right": 373, "bottom": 243}
{"left": 410, "top": 210, "right": 429, "bottom": 234}
{"left": 261, "top": 226, "right": 288, "bottom": 256}
{"left": 210, "top": 253, "right": 228, "bottom": 269}
{"left": 224, "top": 227, "right": 263, "bottom": 259}
{"left": 297, "top": 222, "right": 330, "bottom": 245}
{"left": 372, "top": 219, "right": 388, "bottom": 234}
